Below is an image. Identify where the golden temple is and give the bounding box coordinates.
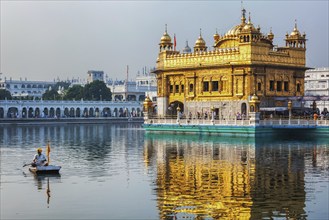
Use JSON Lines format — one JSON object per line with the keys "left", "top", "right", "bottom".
{"left": 153, "top": 9, "right": 307, "bottom": 118}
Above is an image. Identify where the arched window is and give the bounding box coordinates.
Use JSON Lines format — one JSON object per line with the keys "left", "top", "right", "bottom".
{"left": 189, "top": 84, "right": 194, "bottom": 92}
{"left": 257, "top": 82, "right": 262, "bottom": 91}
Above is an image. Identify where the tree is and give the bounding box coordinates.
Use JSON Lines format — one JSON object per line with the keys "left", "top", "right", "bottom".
{"left": 0, "top": 89, "right": 12, "bottom": 100}
{"left": 63, "top": 85, "right": 84, "bottom": 100}
{"left": 42, "top": 89, "right": 61, "bottom": 100}
{"left": 83, "top": 80, "right": 112, "bottom": 101}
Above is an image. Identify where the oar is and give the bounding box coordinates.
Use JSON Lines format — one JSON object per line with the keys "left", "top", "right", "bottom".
{"left": 23, "top": 163, "right": 32, "bottom": 167}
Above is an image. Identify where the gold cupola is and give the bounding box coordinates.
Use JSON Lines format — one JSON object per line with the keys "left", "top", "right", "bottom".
{"left": 194, "top": 29, "right": 207, "bottom": 53}
{"left": 213, "top": 29, "right": 220, "bottom": 43}
{"left": 285, "top": 20, "right": 306, "bottom": 49}
{"left": 267, "top": 27, "right": 274, "bottom": 41}
{"left": 159, "top": 24, "right": 173, "bottom": 52}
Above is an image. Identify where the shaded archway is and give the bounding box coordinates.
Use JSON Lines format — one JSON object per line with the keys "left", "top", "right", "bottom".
{"left": 0, "top": 108, "right": 4, "bottom": 118}
{"left": 119, "top": 108, "right": 124, "bottom": 117}
{"left": 113, "top": 108, "right": 118, "bottom": 117}
{"left": 28, "top": 107, "right": 34, "bottom": 118}
{"left": 83, "top": 108, "right": 88, "bottom": 117}
{"left": 8, "top": 107, "right": 18, "bottom": 118}
{"left": 114, "top": 95, "right": 123, "bottom": 101}
{"left": 49, "top": 108, "right": 55, "bottom": 118}
{"left": 76, "top": 108, "right": 81, "bottom": 117}
{"left": 64, "top": 108, "right": 69, "bottom": 117}
{"left": 35, "top": 108, "right": 41, "bottom": 118}
{"left": 22, "top": 107, "right": 27, "bottom": 118}
{"left": 43, "top": 108, "right": 49, "bottom": 118}
{"left": 69, "top": 107, "right": 75, "bottom": 117}
{"left": 241, "top": 103, "right": 247, "bottom": 115}
{"left": 55, "top": 108, "right": 61, "bottom": 118}
{"left": 95, "top": 108, "right": 100, "bottom": 117}
{"left": 103, "top": 107, "right": 110, "bottom": 117}
{"left": 89, "top": 108, "right": 94, "bottom": 117}
{"left": 168, "top": 101, "right": 184, "bottom": 117}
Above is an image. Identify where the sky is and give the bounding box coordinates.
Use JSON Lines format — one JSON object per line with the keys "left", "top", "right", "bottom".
{"left": 1, "top": 0, "right": 328, "bottom": 81}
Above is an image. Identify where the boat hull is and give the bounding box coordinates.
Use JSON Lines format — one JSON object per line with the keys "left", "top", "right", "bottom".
{"left": 29, "top": 165, "right": 61, "bottom": 174}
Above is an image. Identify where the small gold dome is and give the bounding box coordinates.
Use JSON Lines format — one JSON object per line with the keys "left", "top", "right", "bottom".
{"left": 195, "top": 36, "right": 206, "bottom": 47}
{"left": 267, "top": 28, "right": 274, "bottom": 41}
{"left": 143, "top": 96, "right": 152, "bottom": 106}
{"left": 243, "top": 23, "right": 256, "bottom": 31}
{"left": 160, "top": 32, "right": 172, "bottom": 44}
{"left": 195, "top": 29, "right": 206, "bottom": 48}
{"left": 290, "top": 21, "right": 301, "bottom": 37}
{"left": 213, "top": 29, "right": 220, "bottom": 41}
{"left": 251, "top": 94, "right": 259, "bottom": 101}
{"left": 160, "top": 24, "right": 172, "bottom": 45}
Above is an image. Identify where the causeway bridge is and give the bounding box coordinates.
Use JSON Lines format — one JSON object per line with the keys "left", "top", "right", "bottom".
{"left": 0, "top": 100, "right": 143, "bottom": 118}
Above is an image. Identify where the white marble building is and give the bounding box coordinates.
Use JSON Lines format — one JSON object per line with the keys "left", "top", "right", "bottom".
{"left": 304, "top": 67, "right": 329, "bottom": 112}
{"left": 0, "top": 77, "right": 56, "bottom": 99}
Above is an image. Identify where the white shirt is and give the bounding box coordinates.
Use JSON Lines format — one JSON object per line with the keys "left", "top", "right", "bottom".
{"left": 33, "top": 153, "right": 47, "bottom": 165}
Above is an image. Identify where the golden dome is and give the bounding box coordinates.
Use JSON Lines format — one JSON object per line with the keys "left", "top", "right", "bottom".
{"left": 195, "top": 36, "right": 206, "bottom": 47}
{"left": 289, "top": 21, "right": 301, "bottom": 37}
{"left": 251, "top": 94, "right": 259, "bottom": 101}
{"left": 213, "top": 29, "right": 220, "bottom": 41}
{"left": 267, "top": 28, "right": 274, "bottom": 41}
{"left": 160, "top": 24, "right": 172, "bottom": 44}
{"left": 225, "top": 25, "right": 243, "bottom": 36}
{"left": 243, "top": 21, "right": 256, "bottom": 31}
{"left": 160, "top": 32, "right": 172, "bottom": 44}
{"left": 195, "top": 29, "right": 206, "bottom": 48}
{"left": 290, "top": 27, "right": 301, "bottom": 36}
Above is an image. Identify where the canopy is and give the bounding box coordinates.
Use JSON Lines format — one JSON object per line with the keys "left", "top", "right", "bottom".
{"left": 260, "top": 107, "right": 288, "bottom": 112}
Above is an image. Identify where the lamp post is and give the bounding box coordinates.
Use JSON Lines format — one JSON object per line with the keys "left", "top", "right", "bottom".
{"left": 176, "top": 105, "right": 181, "bottom": 123}
{"left": 288, "top": 100, "right": 292, "bottom": 120}
{"left": 211, "top": 106, "right": 215, "bottom": 124}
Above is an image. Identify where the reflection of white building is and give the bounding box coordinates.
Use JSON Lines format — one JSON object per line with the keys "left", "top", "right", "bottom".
{"left": 305, "top": 68, "right": 329, "bottom": 112}
{"left": 107, "top": 70, "right": 157, "bottom": 102}
{"left": 0, "top": 77, "right": 55, "bottom": 99}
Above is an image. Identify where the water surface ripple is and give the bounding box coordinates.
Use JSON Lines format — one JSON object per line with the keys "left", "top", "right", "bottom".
{"left": 0, "top": 124, "right": 328, "bottom": 219}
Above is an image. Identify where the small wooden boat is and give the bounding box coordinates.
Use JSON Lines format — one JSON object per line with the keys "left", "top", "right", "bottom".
{"left": 29, "top": 165, "right": 61, "bottom": 174}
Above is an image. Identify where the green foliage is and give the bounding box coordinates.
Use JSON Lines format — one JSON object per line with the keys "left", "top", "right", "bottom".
{"left": 54, "top": 81, "right": 71, "bottom": 90}
{"left": 42, "top": 88, "right": 61, "bottom": 100}
{"left": 83, "top": 80, "right": 112, "bottom": 101}
{"left": 40, "top": 80, "right": 112, "bottom": 101}
{"left": 0, "top": 89, "right": 12, "bottom": 100}
{"left": 63, "top": 85, "right": 84, "bottom": 100}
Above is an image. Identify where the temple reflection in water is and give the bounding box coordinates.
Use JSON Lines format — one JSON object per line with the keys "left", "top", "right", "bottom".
{"left": 144, "top": 134, "right": 327, "bottom": 220}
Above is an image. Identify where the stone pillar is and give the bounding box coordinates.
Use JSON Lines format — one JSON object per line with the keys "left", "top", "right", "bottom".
{"left": 143, "top": 96, "right": 153, "bottom": 120}
{"left": 248, "top": 94, "right": 260, "bottom": 125}
{"left": 176, "top": 105, "right": 181, "bottom": 124}
{"left": 288, "top": 100, "right": 292, "bottom": 120}
{"left": 211, "top": 106, "right": 215, "bottom": 124}
{"left": 249, "top": 112, "right": 260, "bottom": 125}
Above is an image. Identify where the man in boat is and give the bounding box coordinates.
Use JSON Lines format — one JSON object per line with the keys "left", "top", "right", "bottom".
{"left": 31, "top": 148, "right": 48, "bottom": 167}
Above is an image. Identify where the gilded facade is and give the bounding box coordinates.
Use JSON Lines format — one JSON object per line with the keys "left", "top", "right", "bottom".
{"left": 154, "top": 9, "right": 307, "bottom": 118}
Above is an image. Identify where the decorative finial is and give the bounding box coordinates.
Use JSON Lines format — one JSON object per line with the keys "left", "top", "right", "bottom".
{"left": 165, "top": 24, "right": 168, "bottom": 33}
{"left": 186, "top": 40, "right": 189, "bottom": 46}
{"left": 294, "top": 19, "right": 297, "bottom": 30}
{"left": 199, "top": 28, "right": 202, "bottom": 37}
{"left": 216, "top": 28, "right": 218, "bottom": 34}
{"left": 241, "top": 8, "right": 246, "bottom": 24}
{"left": 248, "top": 12, "right": 251, "bottom": 23}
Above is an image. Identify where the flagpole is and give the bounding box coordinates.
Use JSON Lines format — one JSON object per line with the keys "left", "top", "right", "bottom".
{"left": 46, "top": 141, "right": 51, "bottom": 165}
{"left": 174, "top": 34, "right": 177, "bottom": 51}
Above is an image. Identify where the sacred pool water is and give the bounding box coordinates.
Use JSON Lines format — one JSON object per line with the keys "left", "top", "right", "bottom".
{"left": 0, "top": 123, "right": 328, "bottom": 219}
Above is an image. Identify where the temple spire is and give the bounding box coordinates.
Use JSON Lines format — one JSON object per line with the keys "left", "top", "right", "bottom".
{"left": 241, "top": 8, "right": 246, "bottom": 24}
